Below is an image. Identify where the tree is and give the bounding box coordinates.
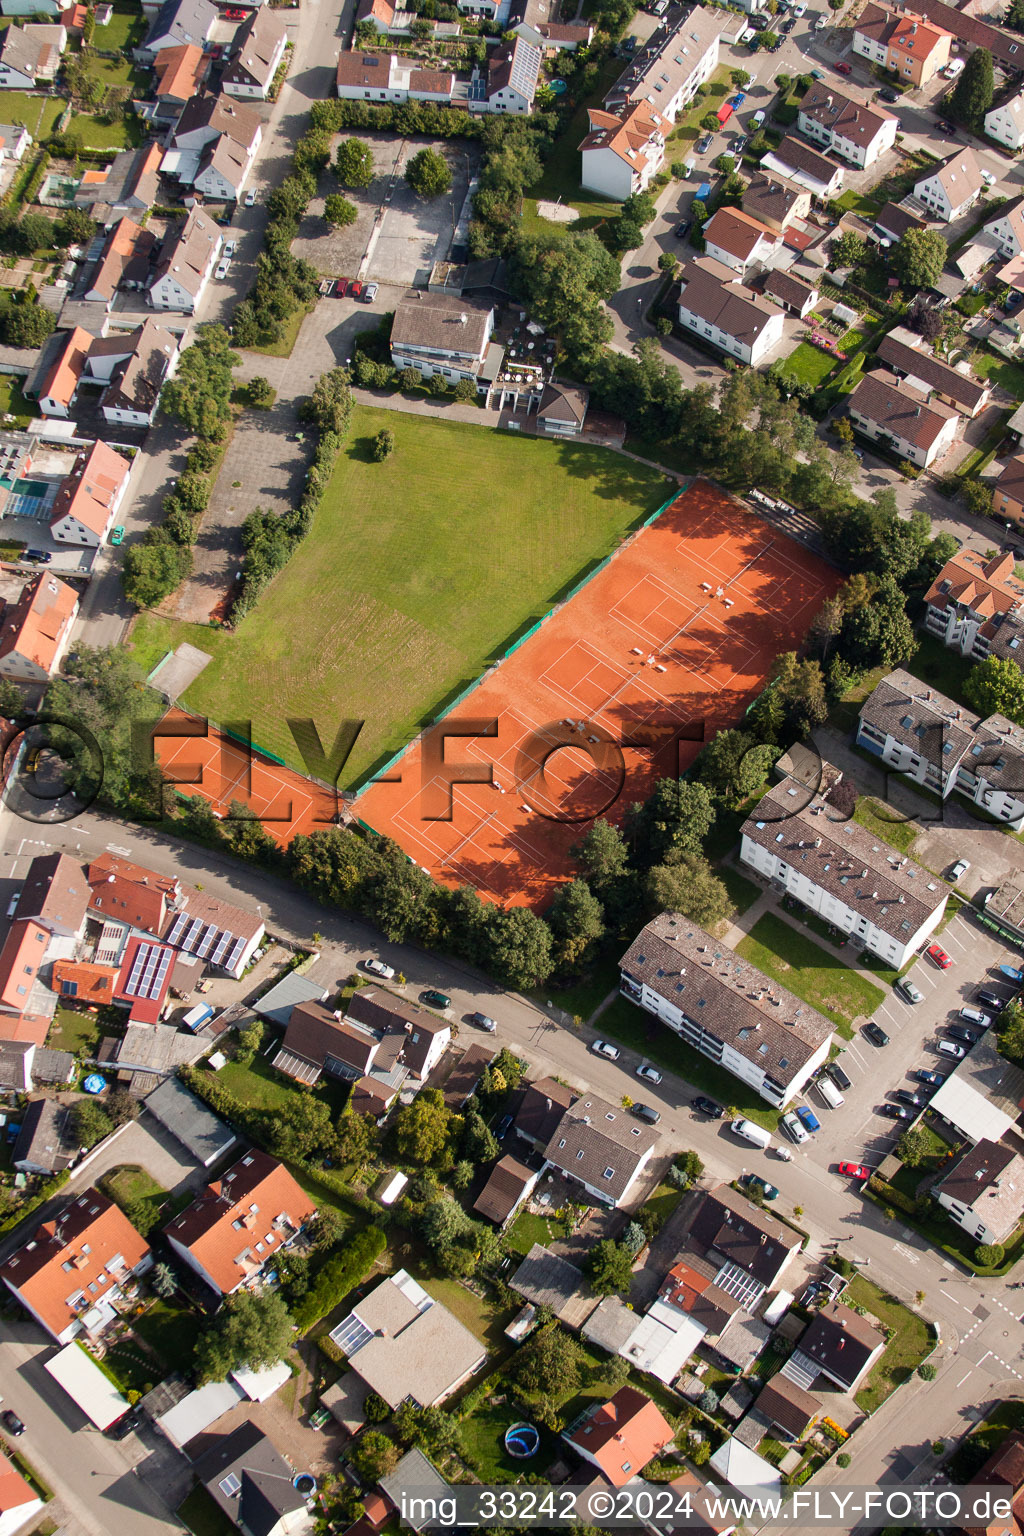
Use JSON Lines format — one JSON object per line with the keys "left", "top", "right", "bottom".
{"left": 918, "top": 1362, "right": 937, "bottom": 1380}
{"left": 3, "top": 301, "right": 55, "bottom": 348}
{"left": 585, "top": 1239, "right": 635, "bottom": 1295}
{"left": 405, "top": 147, "right": 451, "bottom": 198}
{"left": 194, "top": 1289, "right": 294, "bottom": 1382}
{"left": 324, "top": 193, "right": 358, "bottom": 228}
{"left": 697, "top": 1388, "right": 719, "bottom": 1414}
{"left": 897, "top": 1125, "right": 932, "bottom": 1168}
{"left": 976, "top": 1242, "right": 1005, "bottom": 1267}
{"left": 481, "top": 904, "right": 553, "bottom": 988}
{"left": 160, "top": 324, "right": 238, "bottom": 439}
{"left": 247, "top": 376, "right": 274, "bottom": 409}
{"left": 731, "top": 68, "right": 751, "bottom": 85}
{"left": 70, "top": 1100, "right": 113, "bottom": 1150}
{"left": 364, "top": 1392, "right": 391, "bottom": 1424}
{"left": 53, "top": 207, "right": 95, "bottom": 246}
{"left": 892, "top": 227, "right": 948, "bottom": 289}
{"left": 547, "top": 878, "right": 604, "bottom": 972}
{"left": 264, "top": 1095, "right": 339, "bottom": 1163}
{"left": 234, "top": 1018, "right": 264, "bottom": 1067}
{"left": 572, "top": 818, "right": 629, "bottom": 889}
{"left": 951, "top": 46, "right": 994, "bottom": 126}
{"left": 151, "top": 1262, "right": 177, "bottom": 1299}
{"left": 646, "top": 851, "right": 731, "bottom": 928}
{"left": 1000, "top": 998, "right": 1024, "bottom": 1065}
{"left": 335, "top": 137, "right": 375, "bottom": 188}
{"left": 965, "top": 655, "right": 1024, "bottom": 727}
{"left": 302, "top": 366, "right": 353, "bottom": 436}
{"left": 395, "top": 1088, "right": 451, "bottom": 1163}
{"left": 1008, "top": 0, "right": 1024, "bottom": 31}
{"left": 627, "top": 778, "right": 716, "bottom": 867}
{"left": 512, "top": 1326, "right": 584, "bottom": 1396}
{"left": 461, "top": 1110, "right": 499, "bottom": 1164}
{"left": 306, "top": 1208, "right": 346, "bottom": 1251}
{"left": 105, "top": 1088, "right": 139, "bottom": 1126}
{"left": 453, "top": 377, "right": 476, "bottom": 403}
{"left": 0, "top": 677, "right": 24, "bottom": 720}
{"left": 351, "top": 1430, "right": 400, "bottom": 1483}
{"left": 621, "top": 1220, "right": 646, "bottom": 1255}
{"left": 696, "top": 728, "right": 778, "bottom": 801}
{"left": 372, "top": 428, "right": 395, "bottom": 461}
{"left": 509, "top": 229, "right": 619, "bottom": 332}
{"left": 831, "top": 230, "right": 867, "bottom": 267}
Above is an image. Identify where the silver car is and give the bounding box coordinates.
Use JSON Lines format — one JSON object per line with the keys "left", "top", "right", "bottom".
{"left": 364, "top": 957, "right": 394, "bottom": 980}
{"left": 895, "top": 976, "right": 924, "bottom": 1004}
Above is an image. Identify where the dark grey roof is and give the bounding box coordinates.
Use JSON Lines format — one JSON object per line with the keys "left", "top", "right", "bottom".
{"left": 144, "top": 0, "right": 216, "bottom": 48}
{"left": 253, "top": 972, "right": 328, "bottom": 1027}
{"left": 510, "top": 1242, "right": 598, "bottom": 1328}
{"left": 31, "top": 1048, "right": 76, "bottom": 1085}
{"left": 936, "top": 1138, "right": 1021, "bottom": 1208}
{"left": 741, "top": 777, "right": 946, "bottom": 940}
{"left": 379, "top": 1449, "right": 449, "bottom": 1529}
{"left": 144, "top": 1075, "right": 238, "bottom": 1166}
{"left": 194, "top": 1421, "right": 305, "bottom": 1536}
{"left": 442, "top": 1043, "right": 494, "bottom": 1108}
{"left": 687, "top": 1186, "right": 800, "bottom": 1289}
{"left": 876, "top": 331, "right": 987, "bottom": 413}
{"left": 473, "top": 1154, "right": 535, "bottom": 1224}
{"left": 874, "top": 201, "right": 927, "bottom": 241}
{"left": 0, "top": 1041, "right": 34, "bottom": 1091}
{"left": 798, "top": 1300, "right": 884, "bottom": 1387}
{"left": 514, "top": 1075, "right": 575, "bottom": 1145}
{"left": 799, "top": 82, "right": 894, "bottom": 149}
{"left": 12, "top": 1098, "right": 77, "bottom": 1173}
{"left": 765, "top": 134, "right": 841, "bottom": 185}
{"left": 860, "top": 668, "right": 1024, "bottom": 794}
{"left": 763, "top": 268, "right": 818, "bottom": 311}
{"left": 620, "top": 916, "right": 833, "bottom": 1080}
{"left": 544, "top": 1093, "right": 659, "bottom": 1202}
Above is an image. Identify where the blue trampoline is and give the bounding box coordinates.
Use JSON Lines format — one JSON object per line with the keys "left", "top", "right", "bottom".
{"left": 505, "top": 1423, "right": 540, "bottom": 1459}
{"left": 82, "top": 1074, "right": 106, "bottom": 1094}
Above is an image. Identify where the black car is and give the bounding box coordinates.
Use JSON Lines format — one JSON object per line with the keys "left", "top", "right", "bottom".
{"left": 878, "top": 87, "right": 900, "bottom": 102}
{"left": 732, "top": 133, "right": 749, "bottom": 154}
{"left": 864, "top": 1021, "right": 889, "bottom": 1047}
{"left": 632, "top": 1103, "right": 662, "bottom": 1125}
{"left": 1, "top": 1412, "right": 24, "bottom": 1438}
{"left": 915, "top": 1068, "right": 945, "bottom": 1087}
{"left": 495, "top": 1113, "right": 513, "bottom": 1139}
{"left": 879, "top": 1103, "right": 909, "bottom": 1120}
{"left": 692, "top": 1095, "right": 724, "bottom": 1117}
{"left": 769, "top": 36, "right": 783, "bottom": 49}
{"left": 23, "top": 549, "right": 51, "bottom": 564}
{"left": 782, "top": 16, "right": 796, "bottom": 30}
{"left": 827, "top": 1062, "right": 852, "bottom": 1091}
{"left": 674, "top": 219, "right": 690, "bottom": 238}
{"left": 978, "top": 988, "right": 1008, "bottom": 1012}
{"left": 894, "top": 1089, "right": 924, "bottom": 1108}
{"left": 946, "top": 1024, "right": 980, "bottom": 1045}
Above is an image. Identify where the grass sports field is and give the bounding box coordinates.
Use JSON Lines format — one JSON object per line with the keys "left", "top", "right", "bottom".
{"left": 132, "top": 407, "right": 671, "bottom": 788}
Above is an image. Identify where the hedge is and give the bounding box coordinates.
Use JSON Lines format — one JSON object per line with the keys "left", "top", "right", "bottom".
{"left": 293, "top": 1226, "right": 386, "bottom": 1334}
{"left": 0, "top": 1169, "right": 69, "bottom": 1235}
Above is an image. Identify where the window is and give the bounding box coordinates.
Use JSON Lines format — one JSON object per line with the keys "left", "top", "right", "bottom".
{"left": 219, "top": 1474, "right": 242, "bottom": 1498}
{"left": 576, "top": 1150, "right": 585, "bottom": 1160}
{"left": 602, "top": 1167, "right": 615, "bottom": 1180}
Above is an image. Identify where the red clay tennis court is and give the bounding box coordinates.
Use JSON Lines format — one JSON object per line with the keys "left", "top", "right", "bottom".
{"left": 154, "top": 711, "right": 340, "bottom": 846}
{"left": 354, "top": 480, "right": 843, "bottom": 907}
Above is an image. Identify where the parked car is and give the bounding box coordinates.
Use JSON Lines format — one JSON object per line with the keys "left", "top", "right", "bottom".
{"left": 838, "top": 1161, "right": 871, "bottom": 1179}
{"left": 215, "top": 258, "right": 231, "bottom": 279}
{"left": 792, "top": 1, "right": 806, "bottom": 13}
{"left": 109, "top": 526, "right": 125, "bottom": 545}
{"left": 781, "top": 1111, "right": 809, "bottom": 1144}
{"left": 895, "top": 976, "right": 924, "bottom": 1004}
{"left": 1, "top": 1412, "right": 24, "bottom": 1437}
{"left": 751, "top": 109, "right": 766, "bottom": 127}
{"left": 420, "top": 989, "right": 451, "bottom": 1010}
{"left": 927, "top": 942, "right": 953, "bottom": 969}
{"left": 223, "top": 240, "right": 236, "bottom": 259}
{"left": 894, "top": 1089, "right": 924, "bottom": 1108}
{"left": 810, "top": 67, "right": 825, "bottom": 79}
{"left": 692, "top": 1095, "right": 723, "bottom": 1117}
{"left": 827, "top": 1061, "right": 852, "bottom": 1091}
{"left": 636, "top": 1062, "right": 662, "bottom": 1084}
{"left": 978, "top": 988, "right": 1008, "bottom": 1012}
{"left": 949, "top": 858, "right": 970, "bottom": 881}
{"left": 878, "top": 86, "right": 900, "bottom": 101}
{"left": 946, "top": 1023, "right": 980, "bottom": 1045}
{"left": 796, "top": 1105, "right": 821, "bottom": 1134}
{"left": 959, "top": 1006, "right": 992, "bottom": 1029}
{"left": 362, "top": 282, "right": 379, "bottom": 303}
{"left": 350, "top": 280, "right": 364, "bottom": 299}
{"left": 674, "top": 219, "right": 691, "bottom": 238}
{"left": 695, "top": 133, "right": 714, "bottom": 153}
{"left": 332, "top": 279, "right": 349, "bottom": 297}
{"left": 999, "top": 964, "right": 1024, "bottom": 984}
{"left": 864, "top": 1021, "right": 890, "bottom": 1047}
{"left": 468, "top": 1011, "right": 497, "bottom": 1032}
{"left": 879, "top": 1103, "right": 909, "bottom": 1120}
{"left": 815, "top": 12, "right": 828, "bottom": 27}
{"left": 732, "top": 133, "right": 749, "bottom": 154}
{"left": 592, "top": 1039, "right": 620, "bottom": 1061}
{"left": 632, "top": 1103, "right": 661, "bottom": 1124}
{"left": 364, "top": 957, "right": 394, "bottom": 979}
{"left": 915, "top": 1068, "right": 945, "bottom": 1087}
{"left": 245, "top": 189, "right": 257, "bottom": 206}
{"left": 938, "top": 1039, "right": 966, "bottom": 1059}
{"left": 742, "top": 1173, "right": 779, "bottom": 1200}
{"left": 496, "top": 1112, "right": 513, "bottom": 1138}
{"left": 224, "top": 7, "right": 247, "bottom": 17}
{"left": 23, "top": 549, "right": 51, "bottom": 564}
{"left": 782, "top": 17, "right": 795, "bottom": 31}
{"left": 835, "top": 59, "right": 852, "bottom": 72}
{"left": 5, "top": 890, "right": 19, "bottom": 918}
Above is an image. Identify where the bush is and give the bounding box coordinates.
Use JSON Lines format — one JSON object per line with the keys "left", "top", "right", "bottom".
{"left": 975, "top": 1243, "right": 1004, "bottom": 1267}
{"left": 917, "top": 1362, "right": 936, "bottom": 1380}
{"left": 836, "top": 1453, "right": 851, "bottom": 1469}
{"left": 697, "top": 1389, "right": 719, "bottom": 1414}
{"left": 364, "top": 1391, "right": 391, "bottom": 1423}
{"left": 291, "top": 1227, "right": 386, "bottom": 1333}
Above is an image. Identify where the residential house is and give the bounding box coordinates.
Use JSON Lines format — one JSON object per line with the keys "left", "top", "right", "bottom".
{"left": 874, "top": 199, "right": 927, "bottom": 244}
{"left": 329, "top": 1269, "right": 486, "bottom": 1407}
{"left": 12, "top": 1099, "right": 77, "bottom": 1176}
{"left": 82, "top": 218, "right": 158, "bottom": 307}
{"left": 701, "top": 205, "right": 779, "bottom": 278}
{"left": 929, "top": 1037, "right": 1024, "bottom": 1151}
{"left": 390, "top": 293, "right": 495, "bottom": 386}
{"left": 513, "top": 1074, "right": 576, "bottom": 1147}
{"left": 473, "top": 1154, "right": 539, "bottom": 1226}
{"left": 536, "top": 380, "right": 588, "bottom": 436}
{"left": 955, "top": 1432, "right": 1024, "bottom": 1536}
{"left": 335, "top": 50, "right": 455, "bottom": 102}
{"left": 905, "top": 0, "right": 1024, "bottom": 71}
{"left": 604, "top": 7, "right": 720, "bottom": 124}
{"left": 753, "top": 1375, "right": 820, "bottom": 1443}
{"left": 687, "top": 1185, "right": 801, "bottom": 1298}
{"left": 346, "top": 986, "right": 451, "bottom": 1080}
{"left": 0, "top": 1451, "right": 43, "bottom": 1536}
{"left": 543, "top": 1092, "right": 659, "bottom": 1206}
{"left": 935, "top": 1139, "right": 1024, "bottom": 1247}
{"left": 847, "top": 370, "right": 960, "bottom": 468}
{"left": 270, "top": 1000, "right": 402, "bottom": 1087}
{"left": 676, "top": 257, "right": 785, "bottom": 366}
{"left": 739, "top": 775, "right": 948, "bottom": 969}
{"left": 579, "top": 100, "right": 667, "bottom": 200}
{"left": 562, "top": 1387, "right": 675, "bottom": 1487}
{"left": 760, "top": 135, "right": 844, "bottom": 200}
{"left": 222, "top": 6, "right": 287, "bottom": 99}
{"left": 620, "top": 915, "right": 834, "bottom": 1108}
{"left": 442, "top": 1042, "right": 494, "bottom": 1108}
{"left": 875, "top": 326, "right": 990, "bottom": 417}
{"left": 0, "top": 1189, "right": 151, "bottom": 1343}
{"left": 984, "top": 196, "right": 1024, "bottom": 260}
{"left": 14, "top": 852, "right": 89, "bottom": 939}
{"left": 136, "top": 0, "right": 217, "bottom": 61}
{"left": 73, "top": 141, "right": 162, "bottom": 220}
{"left": 0, "top": 921, "right": 50, "bottom": 1020}
{"left": 512, "top": 0, "right": 592, "bottom": 50}
{"left": 851, "top": 5, "right": 952, "bottom": 85}
{"left": 0, "top": 22, "right": 66, "bottom": 86}
{"left": 857, "top": 667, "right": 1024, "bottom": 829}
{"left": 48, "top": 440, "right": 131, "bottom": 547}
{"left": 151, "top": 41, "right": 207, "bottom": 116}
{"left": 986, "top": 89, "right": 1024, "bottom": 151}
{"left": 148, "top": 206, "right": 222, "bottom": 311}
{"left": 0, "top": 122, "right": 30, "bottom": 164}
{"left": 165, "top": 93, "right": 262, "bottom": 198}
{"left": 914, "top": 146, "right": 984, "bottom": 221}
{"left": 475, "top": 37, "right": 540, "bottom": 114}
{"left": 0, "top": 574, "right": 78, "bottom": 683}
{"left": 585, "top": 1290, "right": 705, "bottom": 1386}
{"left": 764, "top": 268, "right": 819, "bottom": 319}
{"left": 994, "top": 455, "right": 1024, "bottom": 529}
{"left": 788, "top": 1299, "right": 886, "bottom": 1392}
{"left": 922, "top": 547, "right": 1024, "bottom": 662}
{"left": 797, "top": 83, "right": 897, "bottom": 168}
{"left": 35, "top": 325, "right": 91, "bottom": 417}
{"left": 91, "top": 320, "right": 180, "bottom": 427}
{"left": 164, "top": 1148, "right": 317, "bottom": 1297}
{"left": 742, "top": 174, "right": 811, "bottom": 233}
{"left": 193, "top": 1421, "right": 314, "bottom": 1536}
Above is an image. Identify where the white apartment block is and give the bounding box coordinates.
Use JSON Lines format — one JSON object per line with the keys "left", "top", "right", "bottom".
{"left": 677, "top": 256, "right": 785, "bottom": 366}
{"left": 797, "top": 83, "right": 897, "bottom": 168}
{"left": 605, "top": 6, "right": 720, "bottom": 126}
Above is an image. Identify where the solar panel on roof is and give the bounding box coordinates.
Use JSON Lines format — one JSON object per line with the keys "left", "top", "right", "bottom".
{"left": 167, "top": 913, "right": 188, "bottom": 945}
{"left": 226, "top": 936, "right": 246, "bottom": 970}
{"left": 211, "top": 932, "right": 232, "bottom": 966}
{"left": 196, "top": 924, "right": 218, "bottom": 959}
{"left": 182, "top": 917, "right": 204, "bottom": 951}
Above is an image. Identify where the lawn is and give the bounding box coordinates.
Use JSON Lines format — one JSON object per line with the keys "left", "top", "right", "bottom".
{"left": 736, "top": 912, "right": 885, "bottom": 1038}
{"left": 852, "top": 796, "right": 918, "bottom": 856}
{"left": 0, "top": 93, "right": 64, "bottom": 138}
{"left": 532, "top": 954, "right": 621, "bottom": 1025}
{"left": 422, "top": 1277, "right": 516, "bottom": 1350}
{"left": 520, "top": 54, "right": 625, "bottom": 231}
{"left": 134, "top": 1300, "right": 198, "bottom": 1374}
{"left": 178, "top": 1485, "right": 237, "bottom": 1536}
{"left": 910, "top": 630, "right": 977, "bottom": 705}
{"left": 102, "top": 1335, "right": 160, "bottom": 1395}
{"left": 130, "top": 407, "right": 669, "bottom": 786}
{"left": 506, "top": 1208, "right": 569, "bottom": 1255}
{"left": 847, "top": 1273, "right": 932, "bottom": 1415}
{"left": 68, "top": 108, "right": 143, "bottom": 150}
{"left": 458, "top": 1393, "right": 561, "bottom": 1482}
{"left": 721, "top": 864, "right": 762, "bottom": 919}
{"left": 948, "top": 1400, "right": 1024, "bottom": 1483}
{"left": 0, "top": 373, "right": 36, "bottom": 428}
{"left": 103, "top": 1164, "right": 167, "bottom": 1209}
{"left": 249, "top": 300, "right": 314, "bottom": 359}
{"left": 971, "top": 347, "right": 1024, "bottom": 404}
{"left": 776, "top": 341, "right": 845, "bottom": 390}
{"left": 97, "top": 2, "right": 147, "bottom": 52}
{"left": 46, "top": 1006, "right": 105, "bottom": 1056}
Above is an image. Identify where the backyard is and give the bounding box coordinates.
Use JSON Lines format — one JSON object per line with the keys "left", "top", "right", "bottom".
{"left": 178, "top": 1484, "right": 236, "bottom": 1536}
{"left": 521, "top": 54, "right": 623, "bottom": 232}
{"left": 129, "top": 407, "right": 670, "bottom": 786}
{"left": 972, "top": 348, "right": 1024, "bottom": 403}
{"left": 777, "top": 327, "right": 872, "bottom": 391}
{"left": 736, "top": 912, "right": 886, "bottom": 1038}
{"left": 846, "top": 1272, "right": 933, "bottom": 1415}
{"left": 0, "top": 93, "right": 64, "bottom": 139}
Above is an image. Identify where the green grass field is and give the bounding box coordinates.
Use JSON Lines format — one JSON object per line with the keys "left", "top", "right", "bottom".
{"left": 131, "top": 407, "right": 669, "bottom": 787}
{"left": 971, "top": 347, "right": 1024, "bottom": 404}
{"left": 736, "top": 912, "right": 885, "bottom": 1039}
{"left": 0, "top": 93, "right": 64, "bottom": 138}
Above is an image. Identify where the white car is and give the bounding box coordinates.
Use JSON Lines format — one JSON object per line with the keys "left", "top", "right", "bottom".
{"left": 592, "top": 1039, "right": 620, "bottom": 1061}
{"left": 792, "top": 3, "right": 806, "bottom": 14}
{"left": 245, "top": 189, "right": 257, "bottom": 207}
{"left": 814, "top": 12, "right": 827, "bottom": 26}
{"left": 781, "top": 1110, "right": 809, "bottom": 1144}
{"left": 949, "top": 858, "right": 970, "bottom": 881}
{"left": 223, "top": 240, "right": 237, "bottom": 259}
{"left": 364, "top": 957, "right": 395, "bottom": 979}
{"left": 635, "top": 1062, "right": 662, "bottom": 1085}
{"left": 5, "top": 890, "right": 19, "bottom": 918}
{"left": 215, "top": 258, "right": 231, "bottom": 279}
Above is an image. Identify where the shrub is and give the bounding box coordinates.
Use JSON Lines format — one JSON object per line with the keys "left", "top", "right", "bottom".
{"left": 364, "top": 1391, "right": 391, "bottom": 1422}
{"left": 836, "top": 1453, "right": 851, "bottom": 1469}
{"left": 917, "top": 1362, "right": 936, "bottom": 1380}
{"left": 697, "top": 1389, "right": 719, "bottom": 1414}
{"left": 975, "top": 1243, "right": 1004, "bottom": 1267}
{"left": 292, "top": 1227, "right": 386, "bottom": 1333}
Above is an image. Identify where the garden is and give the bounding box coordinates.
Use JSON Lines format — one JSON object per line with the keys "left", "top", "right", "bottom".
{"left": 736, "top": 911, "right": 886, "bottom": 1038}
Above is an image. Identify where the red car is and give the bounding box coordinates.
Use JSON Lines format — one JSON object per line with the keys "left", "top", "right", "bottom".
{"left": 224, "top": 6, "right": 248, "bottom": 15}
{"left": 349, "top": 280, "right": 363, "bottom": 299}
{"left": 835, "top": 60, "right": 852, "bottom": 73}
{"left": 332, "top": 279, "right": 349, "bottom": 297}
{"left": 927, "top": 942, "right": 953, "bottom": 969}
{"left": 838, "top": 1161, "right": 871, "bottom": 1180}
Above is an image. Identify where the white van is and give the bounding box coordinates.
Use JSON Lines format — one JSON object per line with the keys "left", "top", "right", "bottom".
{"left": 731, "top": 1117, "right": 772, "bottom": 1150}
{"left": 817, "top": 1076, "right": 845, "bottom": 1109}
{"left": 943, "top": 57, "right": 965, "bottom": 77}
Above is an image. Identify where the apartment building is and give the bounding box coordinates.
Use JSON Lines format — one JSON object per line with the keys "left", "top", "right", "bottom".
{"left": 857, "top": 667, "right": 1024, "bottom": 830}
{"left": 852, "top": 4, "right": 952, "bottom": 85}
{"left": 922, "top": 547, "right": 1024, "bottom": 663}
{"left": 935, "top": 1140, "right": 1024, "bottom": 1247}
{"left": 847, "top": 371, "right": 960, "bottom": 468}
{"left": 913, "top": 147, "right": 984, "bottom": 221}
{"left": 875, "top": 327, "right": 989, "bottom": 417}
{"left": 740, "top": 776, "right": 948, "bottom": 969}
{"left": 797, "top": 83, "right": 897, "bottom": 168}
{"left": 677, "top": 256, "right": 785, "bottom": 366}
{"left": 604, "top": 6, "right": 720, "bottom": 124}
{"left": 579, "top": 99, "right": 667, "bottom": 199}
{"left": 702, "top": 205, "right": 779, "bottom": 278}
{"left": 619, "top": 914, "right": 834, "bottom": 1108}
{"left": 986, "top": 89, "right": 1024, "bottom": 151}
{"left": 390, "top": 293, "right": 495, "bottom": 384}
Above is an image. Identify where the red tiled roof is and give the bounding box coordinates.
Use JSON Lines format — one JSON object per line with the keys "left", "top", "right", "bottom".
{"left": 52, "top": 959, "right": 118, "bottom": 1006}
{"left": 49, "top": 439, "right": 130, "bottom": 539}
{"left": 0, "top": 1450, "right": 38, "bottom": 1516}
{"left": 40, "top": 326, "right": 91, "bottom": 410}
{"left": 564, "top": 1386, "right": 675, "bottom": 1486}
{"left": 113, "top": 935, "right": 175, "bottom": 1024}
{"left": 703, "top": 205, "right": 777, "bottom": 261}
{"left": 0, "top": 574, "right": 77, "bottom": 675}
